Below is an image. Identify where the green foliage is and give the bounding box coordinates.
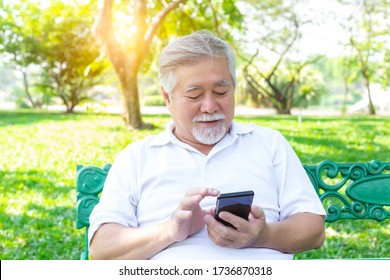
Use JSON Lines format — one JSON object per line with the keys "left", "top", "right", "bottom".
{"left": 0, "top": 2, "right": 43, "bottom": 66}
{"left": 242, "top": 58, "right": 326, "bottom": 113}
{"left": 159, "top": 0, "right": 243, "bottom": 40}
{"left": 0, "top": 1, "right": 109, "bottom": 112}
{"left": 310, "top": 55, "right": 363, "bottom": 107}
{"left": 238, "top": 1, "right": 327, "bottom": 114}
{"left": 1, "top": 110, "right": 389, "bottom": 259}
{"left": 134, "top": 0, "right": 244, "bottom": 74}
{"left": 142, "top": 95, "right": 166, "bottom": 106}
{"left": 338, "top": 0, "right": 390, "bottom": 115}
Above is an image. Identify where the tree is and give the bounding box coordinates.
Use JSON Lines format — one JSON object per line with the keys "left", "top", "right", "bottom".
{"left": 339, "top": 0, "right": 390, "bottom": 115}
{"left": 238, "top": 0, "right": 324, "bottom": 114}
{"left": 243, "top": 49, "right": 324, "bottom": 114}
{"left": 92, "top": 0, "right": 243, "bottom": 129}
{"left": 40, "top": 1, "right": 109, "bottom": 112}
{"left": 0, "top": 1, "right": 109, "bottom": 112}
{"left": 0, "top": 1, "right": 45, "bottom": 108}
{"left": 338, "top": 52, "right": 361, "bottom": 115}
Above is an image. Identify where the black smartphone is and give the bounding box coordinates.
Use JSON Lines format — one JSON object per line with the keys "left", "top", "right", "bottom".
{"left": 214, "top": 190, "right": 254, "bottom": 228}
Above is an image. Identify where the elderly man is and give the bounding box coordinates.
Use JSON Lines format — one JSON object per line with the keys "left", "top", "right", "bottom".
{"left": 88, "top": 30, "right": 326, "bottom": 260}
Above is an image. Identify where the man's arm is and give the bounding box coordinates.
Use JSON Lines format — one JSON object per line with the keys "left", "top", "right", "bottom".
{"left": 255, "top": 211, "right": 325, "bottom": 253}
{"left": 205, "top": 206, "right": 325, "bottom": 253}
{"left": 89, "top": 188, "right": 219, "bottom": 259}
{"left": 89, "top": 222, "right": 174, "bottom": 260}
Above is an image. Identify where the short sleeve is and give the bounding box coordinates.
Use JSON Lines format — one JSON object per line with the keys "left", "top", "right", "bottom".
{"left": 271, "top": 132, "right": 326, "bottom": 220}
{"left": 88, "top": 145, "right": 139, "bottom": 245}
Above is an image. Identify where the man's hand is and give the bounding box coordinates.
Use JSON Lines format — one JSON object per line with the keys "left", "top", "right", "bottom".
{"left": 205, "top": 207, "right": 325, "bottom": 253}
{"left": 204, "top": 205, "right": 267, "bottom": 248}
{"left": 167, "top": 188, "right": 219, "bottom": 242}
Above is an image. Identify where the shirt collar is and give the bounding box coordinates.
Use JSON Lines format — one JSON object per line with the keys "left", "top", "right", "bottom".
{"left": 230, "top": 121, "right": 255, "bottom": 135}
{"left": 148, "top": 121, "right": 174, "bottom": 147}
{"left": 149, "top": 120, "right": 254, "bottom": 148}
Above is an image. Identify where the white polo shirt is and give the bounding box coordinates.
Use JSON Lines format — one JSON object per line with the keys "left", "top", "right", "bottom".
{"left": 88, "top": 121, "right": 326, "bottom": 259}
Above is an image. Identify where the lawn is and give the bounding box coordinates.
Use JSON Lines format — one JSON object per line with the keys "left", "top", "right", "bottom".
{"left": 0, "top": 109, "right": 389, "bottom": 259}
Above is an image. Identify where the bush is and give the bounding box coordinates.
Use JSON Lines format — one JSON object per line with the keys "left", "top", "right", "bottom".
{"left": 142, "top": 95, "right": 166, "bottom": 106}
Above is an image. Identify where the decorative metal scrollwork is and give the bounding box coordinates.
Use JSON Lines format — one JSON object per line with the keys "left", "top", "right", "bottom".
{"left": 304, "top": 160, "right": 390, "bottom": 222}
{"left": 76, "top": 164, "right": 112, "bottom": 229}
{"left": 75, "top": 161, "right": 390, "bottom": 229}
{"left": 76, "top": 195, "right": 100, "bottom": 228}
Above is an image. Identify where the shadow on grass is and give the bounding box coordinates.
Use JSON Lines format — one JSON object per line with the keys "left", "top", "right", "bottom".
{"left": 0, "top": 110, "right": 90, "bottom": 127}
{"left": 1, "top": 170, "right": 72, "bottom": 194}
{"left": 0, "top": 110, "right": 170, "bottom": 134}
{"left": 296, "top": 219, "right": 390, "bottom": 259}
{"left": 0, "top": 169, "right": 82, "bottom": 260}
{"left": 237, "top": 114, "right": 390, "bottom": 126}
{"left": 0, "top": 205, "right": 83, "bottom": 260}
{"left": 286, "top": 135, "right": 390, "bottom": 163}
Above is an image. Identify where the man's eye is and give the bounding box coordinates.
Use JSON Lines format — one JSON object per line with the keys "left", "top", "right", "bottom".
{"left": 186, "top": 95, "right": 202, "bottom": 100}
{"left": 214, "top": 91, "right": 228, "bottom": 96}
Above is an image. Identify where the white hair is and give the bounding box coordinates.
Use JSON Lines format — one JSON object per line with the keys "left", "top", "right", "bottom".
{"left": 158, "top": 30, "right": 236, "bottom": 96}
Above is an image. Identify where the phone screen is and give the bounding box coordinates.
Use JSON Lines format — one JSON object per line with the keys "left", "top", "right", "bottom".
{"left": 215, "top": 190, "right": 254, "bottom": 228}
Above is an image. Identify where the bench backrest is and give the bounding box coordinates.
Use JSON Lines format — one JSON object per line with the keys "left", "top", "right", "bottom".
{"left": 76, "top": 160, "right": 390, "bottom": 260}
{"left": 76, "top": 164, "right": 112, "bottom": 260}
{"left": 304, "top": 160, "right": 390, "bottom": 222}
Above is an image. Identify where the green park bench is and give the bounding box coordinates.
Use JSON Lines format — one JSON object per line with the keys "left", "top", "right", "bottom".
{"left": 76, "top": 160, "right": 390, "bottom": 260}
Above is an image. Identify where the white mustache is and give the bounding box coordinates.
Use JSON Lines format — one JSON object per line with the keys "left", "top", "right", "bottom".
{"left": 193, "top": 113, "right": 226, "bottom": 122}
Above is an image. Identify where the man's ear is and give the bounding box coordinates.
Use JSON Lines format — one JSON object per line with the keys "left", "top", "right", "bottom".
{"left": 161, "top": 86, "right": 171, "bottom": 108}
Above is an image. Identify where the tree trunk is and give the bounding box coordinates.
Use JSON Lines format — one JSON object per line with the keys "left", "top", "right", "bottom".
{"left": 93, "top": 0, "right": 186, "bottom": 129}
{"left": 120, "top": 66, "right": 143, "bottom": 129}
{"left": 342, "top": 77, "right": 350, "bottom": 115}
{"left": 66, "top": 103, "right": 75, "bottom": 113}
{"left": 362, "top": 70, "right": 376, "bottom": 115}
{"left": 22, "top": 69, "right": 41, "bottom": 109}
{"left": 276, "top": 99, "right": 291, "bottom": 114}
{"left": 92, "top": 0, "right": 143, "bottom": 128}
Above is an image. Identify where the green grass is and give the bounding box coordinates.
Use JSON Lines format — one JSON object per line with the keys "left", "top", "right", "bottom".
{"left": 1, "top": 109, "right": 389, "bottom": 259}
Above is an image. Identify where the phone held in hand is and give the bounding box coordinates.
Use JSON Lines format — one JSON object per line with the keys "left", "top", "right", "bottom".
{"left": 214, "top": 190, "right": 254, "bottom": 228}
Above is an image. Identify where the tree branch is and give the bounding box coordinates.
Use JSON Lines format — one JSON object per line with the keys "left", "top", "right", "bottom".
{"left": 143, "top": 0, "right": 187, "bottom": 52}
{"left": 267, "top": 28, "right": 299, "bottom": 80}
{"left": 91, "top": 0, "right": 114, "bottom": 45}
{"left": 92, "top": 0, "right": 130, "bottom": 76}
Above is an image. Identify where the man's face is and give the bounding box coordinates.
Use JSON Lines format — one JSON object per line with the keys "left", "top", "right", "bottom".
{"left": 162, "top": 56, "right": 235, "bottom": 148}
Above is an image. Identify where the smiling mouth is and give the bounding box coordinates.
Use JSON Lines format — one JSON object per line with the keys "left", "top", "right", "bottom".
{"left": 193, "top": 113, "right": 226, "bottom": 123}
{"left": 198, "top": 119, "right": 220, "bottom": 123}
{"left": 195, "top": 119, "right": 224, "bottom": 127}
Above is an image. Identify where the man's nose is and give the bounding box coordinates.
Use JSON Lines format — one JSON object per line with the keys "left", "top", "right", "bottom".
{"left": 200, "top": 94, "right": 218, "bottom": 113}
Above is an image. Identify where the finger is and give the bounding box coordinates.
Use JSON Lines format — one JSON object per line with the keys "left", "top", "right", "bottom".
{"left": 178, "top": 194, "right": 203, "bottom": 210}
{"left": 207, "top": 225, "right": 239, "bottom": 248}
{"left": 204, "top": 207, "right": 215, "bottom": 217}
{"left": 205, "top": 214, "right": 226, "bottom": 235}
{"left": 205, "top": 215, "right": 237, "bottom": 244}
{"left": 218, "top": 211, "right": 248, "bottom": 231}
{"left": 204, "top": 214, "right": 216, "bottom": 226}
{"left": 185, "top": 187, "right": 220, "bottom": 197}
{"left": 249, "top": 205, "right": 265, "bottom": 221}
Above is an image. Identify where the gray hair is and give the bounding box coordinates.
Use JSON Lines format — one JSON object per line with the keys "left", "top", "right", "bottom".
{"left": 158, "top": 30, "right": 236, "bottom": 96}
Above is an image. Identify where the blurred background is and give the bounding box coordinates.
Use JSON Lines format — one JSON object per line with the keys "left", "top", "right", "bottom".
{"left": 1, "top": 0, "right": 389, "bottom": 127}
